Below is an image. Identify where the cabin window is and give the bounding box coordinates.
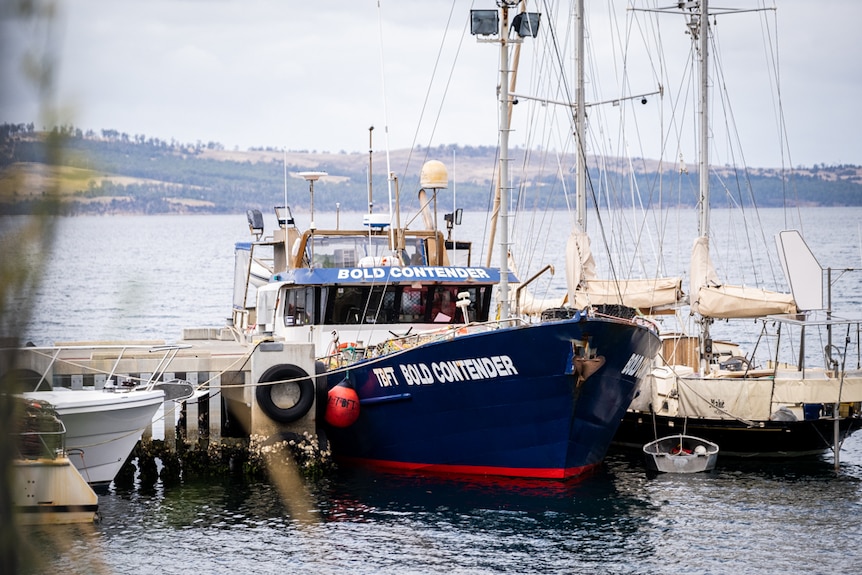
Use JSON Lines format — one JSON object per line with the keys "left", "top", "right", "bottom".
{"left": 431, "top": 287, "right": 458, "bottom": 323}
{"left": 400, "top": 286, "right": 427, "bottom": 321}
{"left": 322, "top": 284, "right": 491, "bottom": 325}
{"left": 283, "top": 286, "right": 314, "bottom": 326}
{"left": 330, "top": 286, "right": 363, "bottom": 324}
{"left": 315, "top": 286, "right": 327, "bottom": 325}
{"left": 405, "top": 238, "right": 427, "bottom": 266}
{"left": 311, "top": 235, "right": 402, "bottom": 268}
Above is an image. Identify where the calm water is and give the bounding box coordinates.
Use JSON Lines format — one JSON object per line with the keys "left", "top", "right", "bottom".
{"left": 19, "top": 446, "right": 862, "bottom": 575}
{"left": 7, "top": 209, "right": 862, "bottom": 574}
{"left": 8, "top": 207, "right": 862, "bottom": 347}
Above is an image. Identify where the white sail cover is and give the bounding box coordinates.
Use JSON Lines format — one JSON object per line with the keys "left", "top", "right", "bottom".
{"left": 518, "top": 291, "right": 567, "bottom": 315}
{"left": 571, "top": 278, "right": 683, "bottom": 310}
{"left": 772, "top": 370, "right": 862, "bottom": 403}
{"left": 566, "top": 228, "right": 682, "bottom": 311}
{"left": 677, "top": 376, "right": 775, "bottom": 421}
{"left": 630, "top": 365, "right": 694, "bottom": 412}
{"left": 690, "top": 235, "right": 796, "bottom": 318}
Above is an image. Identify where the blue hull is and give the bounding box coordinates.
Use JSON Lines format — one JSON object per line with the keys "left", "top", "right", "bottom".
{"left": 325, "top": 315, "right": 659, "bottom": 478}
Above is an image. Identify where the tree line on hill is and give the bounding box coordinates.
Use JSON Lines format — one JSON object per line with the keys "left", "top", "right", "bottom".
{"left": 1, "top": 123, "right": 860, "bottom": 215}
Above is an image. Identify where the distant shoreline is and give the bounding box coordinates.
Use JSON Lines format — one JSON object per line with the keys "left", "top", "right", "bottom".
{"left": 3, "top": 127, "right": 861, "bottom": 214}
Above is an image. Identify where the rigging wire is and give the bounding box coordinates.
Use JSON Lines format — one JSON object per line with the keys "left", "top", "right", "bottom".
{"left": 756, "top": 1, "right": 803, "bottom": 230}
{"left": 375, "top": 0, "right": 396, "bottom": 245}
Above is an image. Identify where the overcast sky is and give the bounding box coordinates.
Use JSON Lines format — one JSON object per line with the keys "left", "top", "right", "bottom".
{"left": 1, "top": 0, "right": 860, "bottom": 169}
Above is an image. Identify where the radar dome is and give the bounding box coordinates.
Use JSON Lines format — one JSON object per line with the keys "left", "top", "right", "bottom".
{"left": 420, "top": 160, "right": 448, "bottom": 189}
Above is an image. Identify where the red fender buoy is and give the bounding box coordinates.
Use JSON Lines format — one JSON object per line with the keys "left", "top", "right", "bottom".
{"left": 325, "top": 382, "right": 360, "bottom": 427}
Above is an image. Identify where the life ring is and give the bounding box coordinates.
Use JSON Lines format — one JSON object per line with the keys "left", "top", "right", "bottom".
{"left": 255, "top": 364, "right": 315, "bottom": 424}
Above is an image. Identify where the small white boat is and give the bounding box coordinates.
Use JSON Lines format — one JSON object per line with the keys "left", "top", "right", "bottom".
{"left": 13, "top": 398, "right": 99, "bottom": 525}
{"left": 643, "top": 434, "right": 719, "bottom": 474}
{"left": 22, "top": 387, "right": 165, "bottom": 486}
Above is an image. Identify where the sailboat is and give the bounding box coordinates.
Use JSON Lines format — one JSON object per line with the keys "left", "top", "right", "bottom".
{"left": 236, "top": 2, "right": 661, "bottom": 479}
{"left": 611, "top": 0, "right": 862, "bottom": 460}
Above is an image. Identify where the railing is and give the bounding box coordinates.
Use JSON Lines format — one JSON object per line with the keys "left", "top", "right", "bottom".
{"left": 320, "top": 317, "right": 527, "bottom": 369}
{"left": 14, "top": 419, "right": 66, "bottom": 460}
{"left": 11, "top": 342, "right": 195, "bottom": 392}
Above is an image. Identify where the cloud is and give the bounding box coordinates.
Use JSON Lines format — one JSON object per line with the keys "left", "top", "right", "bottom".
{"left": 2, "top": 0, "right": 861, "bottom": 168}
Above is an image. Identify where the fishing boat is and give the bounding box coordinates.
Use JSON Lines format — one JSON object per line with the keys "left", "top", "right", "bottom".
{"left": 234, "top": 2, "right": 661, "bottom": 479}
{"left": 12, "top": 397, "right": 99, "bottom": 525}
{"left": 643, "top": 434, "right": 719, "bottom": 474}
{"left": 611, "top": 0, "right": 862, "bottom": 462}
{"left": 243, "top": 179, "right": 657, "bottom": 478}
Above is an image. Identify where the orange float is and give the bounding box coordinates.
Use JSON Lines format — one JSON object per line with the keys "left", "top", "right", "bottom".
{"left": 325, "top": 382, "right": 360, "bottom": 427}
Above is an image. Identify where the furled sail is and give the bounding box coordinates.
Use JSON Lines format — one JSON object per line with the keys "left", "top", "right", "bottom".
{"left": 690, "top": 235, "right": 796, "bottom": 318}
{"left": 566, "top": 228, "right": 683, "bottom": 312}
{"left": 564, "top": 227, "right": 597, "bottom": 288}
{"left": 517, "top": 290, "right": 567, "bottom": 316}
{"left": 572, "top": 278, "right": 684, "bottom": 311}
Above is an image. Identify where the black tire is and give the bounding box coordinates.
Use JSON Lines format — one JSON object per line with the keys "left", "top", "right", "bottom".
{"left": 255, "top": 364, "right": 315, "bottom": 424}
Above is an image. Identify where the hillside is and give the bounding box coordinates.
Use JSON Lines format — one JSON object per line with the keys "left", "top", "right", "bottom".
{"left": 2, "top": 123, "right": 861, "bottom": 215}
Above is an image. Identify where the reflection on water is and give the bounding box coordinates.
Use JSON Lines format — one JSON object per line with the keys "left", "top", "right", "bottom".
{"left": 19, "top": 440, "right": 862, "bottom": 575}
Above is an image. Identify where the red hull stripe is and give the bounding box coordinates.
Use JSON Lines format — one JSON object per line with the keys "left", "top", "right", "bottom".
{"left": 337, "top": 457, "right": 599, "bottom": 480}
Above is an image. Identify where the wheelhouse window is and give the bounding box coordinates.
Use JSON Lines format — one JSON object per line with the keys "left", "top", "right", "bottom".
{"left": 283, "top": 286, "right": 316, "bottom": 326}
{"left": 306, "top": 234, "right": 435, "bottom": 268}
{"left": 323, "top": 284, "right": 491, "bottom": 325}
{"left": 310, "top": 235, "right": 398, "bottom": 268}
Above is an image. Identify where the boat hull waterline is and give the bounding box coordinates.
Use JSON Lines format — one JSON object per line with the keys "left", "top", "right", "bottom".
{"left": 325, "top": 314, "right": 660, "bottom": 479}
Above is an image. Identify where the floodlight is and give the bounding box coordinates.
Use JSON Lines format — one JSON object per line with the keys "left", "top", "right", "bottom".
{"left": 274, "top": 206, "right": 293, "bottom": 228}
{"left": 470, "top": 10, "right": 498, "bottom": 35}
{"left": 247, "top": 209, "right": 264, "bottom": 238}
{"left": 512, "top": 12, "right": 541, "bottom": 38}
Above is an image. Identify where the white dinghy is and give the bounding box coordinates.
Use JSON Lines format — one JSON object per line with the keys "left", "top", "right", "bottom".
{"left": 643, "top": 434, "right": 719, "bottom": 474}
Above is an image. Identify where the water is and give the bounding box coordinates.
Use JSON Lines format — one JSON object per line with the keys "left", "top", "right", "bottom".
{"left": 9, "top": 207, "right": 862, "bottom": 346}
{"left": 20, "top": 447, "right": 862, "bottom": 574}
{"left": 7, "top": 209, "right": 862, "bottom": 574}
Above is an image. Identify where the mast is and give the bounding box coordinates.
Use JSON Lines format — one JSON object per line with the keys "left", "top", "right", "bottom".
{"left": 683, "top": 0, "right": 713, "bottom": 365}
{"left": 472, "top": 2, "right": 539, "bottom": 317}
{"left": 484, "top": 17, "right": 523, "bottom": 268}
{"left": 697, "top": 0, "right": 709, "bottom": 239}
{"left": 698, "top": 0, "right": 712, "bottom": 360}
{"left": 498, "top": 3, "right": 512, "bottom": 320}
{"left": 575, "top": 0, "right": 586, "bottom": 230}
{"left": 368, "top": 126, "right": 374, "bottom": 214}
